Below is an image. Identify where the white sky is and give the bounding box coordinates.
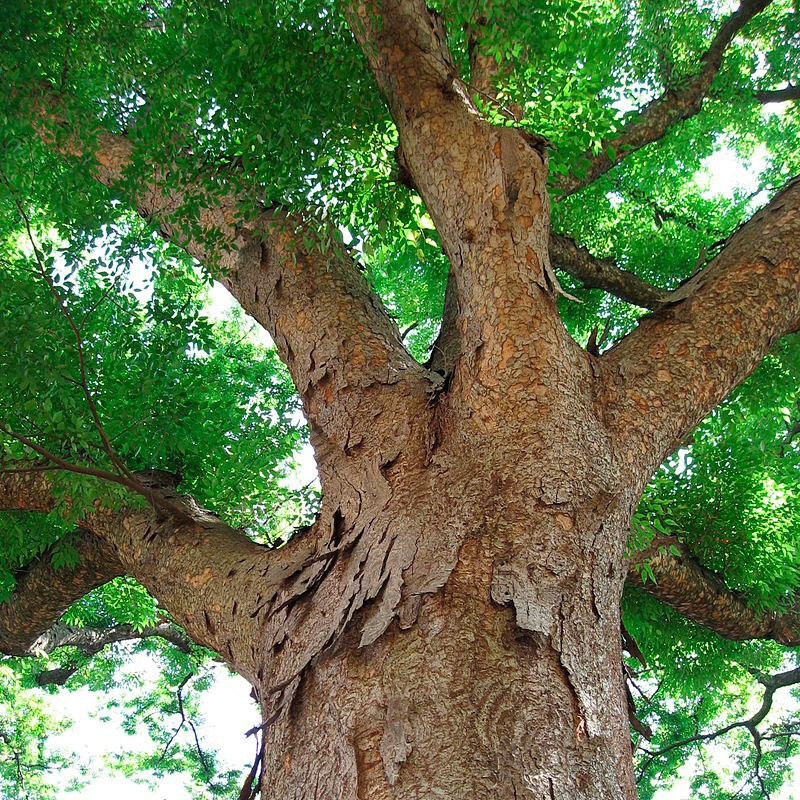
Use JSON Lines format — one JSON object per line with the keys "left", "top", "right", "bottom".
{"left": 24, "top": 138, "right": 798, "bottom": 798}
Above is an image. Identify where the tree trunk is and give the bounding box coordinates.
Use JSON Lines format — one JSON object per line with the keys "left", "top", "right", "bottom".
{"left": 259, "top": 513, "right": 635, "bottom": 799}
{"left": 251, "top": 393, "right": 638, "bottom": 799}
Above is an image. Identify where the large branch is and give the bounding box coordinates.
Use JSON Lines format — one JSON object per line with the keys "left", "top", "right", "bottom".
{"left": 0, "top": 529, "right": 124, "bottom": 656}
{"left": 0, "top": 470, "right": 309, "bottom": 684}
{"left": 756, "top": 82, "right": 800, "bottom": 104}
{"left": 549, "top": 232, "right": 671, "bottom": 309}
{"left": 599, "top": 175, "right": 800, "bottom": 478}
{"left": 346, "top": 0, "right": 581, "bottom": 394}
{"left": 626, "top": 535, "right": 800, "bottom": 646}
{"left": 0, "top": 470, "right": 54, "bottom": 513}
{"left": 555, "top": 0, "right": 773, "bottom": 196}
{"left": 15, "top": 84, "right": 433, "bottom": 465}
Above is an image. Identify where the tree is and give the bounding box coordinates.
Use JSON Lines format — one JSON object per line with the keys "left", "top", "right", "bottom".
{"left": 1, "top": 0, "right": 800, "bottom": 796}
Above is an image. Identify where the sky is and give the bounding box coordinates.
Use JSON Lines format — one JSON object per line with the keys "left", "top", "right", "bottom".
{"left": 18, "top": 139, "right": 799, "bottom": 799}
{"left": 50, "top": 658, "right": 260, "bottom": 799}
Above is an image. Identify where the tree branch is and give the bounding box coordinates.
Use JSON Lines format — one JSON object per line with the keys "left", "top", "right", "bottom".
{"left": 32, "top": 621, "right": 194, "bottom": 686}
{"left": 549, "top": 232, "right": 671, "bottom": 309}
{"left": 345, "top": 0, "right": 576, "bottom": 391}
{"left": 638, "top": 664, "right": 800, "bottom": 784}
{"left": 599, "top": 175, "right": 800, "bottom": 480}
{"left": 12, "top": 82, "right": 434, "bottom": 465}
{"left": 627, "top": 535, "right": 800, "bottom": 645}
{"left": 158, "top": 673, "right": 211, "bottom": 780}
{"left": 0, "top": 424, "right": 189, "bottom": 519}
{"left": 756, "top": 83, "right": 800, "bottom": 104}
{"left": 0, "top": 172, "right": 138, "bottom": 487}
{"left": 555, "top": 0, "right": 774, "bottom": 196}
{"left": 0, "top": 530, "right": 124, "bottom": 656}
{"left": 0, "top": 469, "right": 57, "bottom": 513}
{"left": 0, "top": 469, "right": 297, "bottom": 684}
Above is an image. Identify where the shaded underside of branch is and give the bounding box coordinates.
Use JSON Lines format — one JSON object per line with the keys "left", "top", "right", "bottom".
{"left": 757, "top": 83, "right": 800, "bottom": 103}
{"left": 0, "top": 529, "right": 124, "bottom": 656}
{"left": 627, "top": 534, "right": 800, "bottom": 645}
{"left": 33, "top": 621, "right": 194, "bottom": 686}
{"left": 549, "top": 232, "right": 671, "bottom": 309}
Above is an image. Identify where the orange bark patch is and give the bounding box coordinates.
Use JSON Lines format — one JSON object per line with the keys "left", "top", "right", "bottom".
{"left": 294, "top": 310, "right": 311, "bottom": 332}
{"left": 556, "top": 513, "right": 574, "bottom": 531}
{"left": 186, "top": 568, "right": 213, "bottom": 589}
{"left": 498, "top": 337, "right": 516, "bottom": 371}
{"left": 515, "top": 214, "right": 534, "bottom": 229}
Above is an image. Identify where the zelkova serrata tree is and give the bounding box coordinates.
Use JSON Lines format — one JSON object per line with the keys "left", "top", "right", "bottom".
{"left": 2, "top": 0, "right": 800, "bottom": 797}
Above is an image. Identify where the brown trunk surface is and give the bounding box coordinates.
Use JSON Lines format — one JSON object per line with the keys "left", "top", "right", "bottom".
{"left": 251, "top": 380, "right": 638, "bottom": 800}
{"left": 259, "top": 508, "right": 636, "bottom": 800}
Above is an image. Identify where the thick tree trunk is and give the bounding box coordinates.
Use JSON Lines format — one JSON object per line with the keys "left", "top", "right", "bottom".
{"left": 246, "top": 366, "right": 638, "bottom": 800}
{"left": 257, "top": 502, "right": 636, "bottom": 800}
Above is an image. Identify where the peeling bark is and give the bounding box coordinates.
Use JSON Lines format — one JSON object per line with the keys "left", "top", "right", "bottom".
{"left": 259, "top": 491, "right": 638, "bottom": 800}
{"left": 20, "top": 84, "right": 435, "bottom": 464}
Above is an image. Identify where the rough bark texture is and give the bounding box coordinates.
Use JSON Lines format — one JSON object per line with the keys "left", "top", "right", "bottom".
{"left": 32, "top": 621, "right": 194, "bottom": 686}
{"left": 549, "top": 232, "right": 671, "bottom": 309}
{"left": 2, "top": 1, "right": 798, "bottom": 798}
{"left": 629, "top": 535, "right": 800, "bottom": 645}
{"left": 0, "top": 528, "right": 123, "bottom": 655}
{"left": 599, "top": 175, "right": 800, "bottom": 484}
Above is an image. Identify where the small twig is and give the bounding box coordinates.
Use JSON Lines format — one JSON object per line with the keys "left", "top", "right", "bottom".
{"left": 2, "top": 174, "right": 138, "bottom": 488}
{"left": 187, "top": 718, "right": 210, "bottom": 776}
{"left": 638, "top": 664, "right": 800, "bottom": 777}
{"left": 587, "top": 319, "right": 612, "bottom": 356}
{"left": 160, "top": 674, "right": 192, "bottom": 761}
{"left": 238, "top": 731, "right": 264, "bottom": 800}
{"left": 0, "top": 422, "right": 139, "bottom": 490}
{"left": 400, "top": 321, "right": 419, "bottom": 341}
{"left": 0, "top": 729, "right": 26, "bottom": 791}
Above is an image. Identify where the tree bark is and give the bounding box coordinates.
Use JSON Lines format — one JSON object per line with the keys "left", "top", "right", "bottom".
{"left": 0, "top": 529, "right": 123, "bottom": 656}
{"left": 628, "top": 534, "right": 800, "bottom": 645}
{"left": 256, "top": 447, "right": 638, "bottom": 800}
